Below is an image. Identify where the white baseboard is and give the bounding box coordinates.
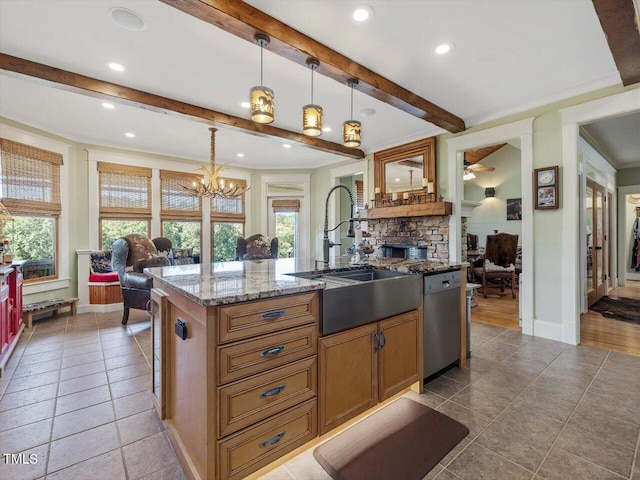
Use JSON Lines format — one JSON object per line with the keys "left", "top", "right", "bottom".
{"left": 626, "top": 272, "right": 640, "bottom": 281}
{"left": 521, "top": 312, "right": 534, "bottom": 336}
{"left": 77, "top": 303, "right": 123, "bottom": 314}
{"left": 532, "top": 319, "right": 565, "bottom": 343}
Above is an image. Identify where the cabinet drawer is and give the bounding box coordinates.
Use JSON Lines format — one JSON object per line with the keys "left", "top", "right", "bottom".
{"left": 218, "top": 399, "right": 317, "bottom": 480}
{"left": 218, "top": 292, "right": 318, "bottom": 344}
{"left": 218, "top": 356, "right": 317, "bottom": 438}
{"left": 218, "top": 324, "right": 317, "bottom": 384}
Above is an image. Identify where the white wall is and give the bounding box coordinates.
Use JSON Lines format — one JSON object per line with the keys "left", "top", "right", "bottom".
{"left": 464, "top": 145, "right": 522, "bottom": 247}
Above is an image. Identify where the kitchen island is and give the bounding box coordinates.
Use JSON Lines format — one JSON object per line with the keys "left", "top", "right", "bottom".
{"left": 145, "top": 258, "right": 464, "bottom": 480}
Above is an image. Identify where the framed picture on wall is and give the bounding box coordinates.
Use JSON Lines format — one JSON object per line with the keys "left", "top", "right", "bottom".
{"left": 506, "top": 198, "right": 522, "bottom": 220}
{"left": 534, "top": 166, "right": 559, "bottom": 210}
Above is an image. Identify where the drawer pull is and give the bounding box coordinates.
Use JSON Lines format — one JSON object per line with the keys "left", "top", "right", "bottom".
{"left": 260, "top": 384, "right": 286, "bottom": 398}
{"left": 260, "top": 309, "right": 285, "bottom": 320}
{"left": 259, "top": 431, "right": 286, "bottom": 448}
{"left": 259, "top": 345, "right": 286, "bottom": 357}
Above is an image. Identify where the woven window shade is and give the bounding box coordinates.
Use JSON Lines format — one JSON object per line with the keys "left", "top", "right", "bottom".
{"left": 355, "top": 180, "right": 364, "bottom": 211}
{"left": 98, "top": 162, "right": 152, "bottom": 218}
{"left": 0, "top": 138, "right": 62, "bottom": 215}
{"left": 211, "top": 178, "right": 246, "bottom": 222}
{"left": 272, "top": 199, "right": 300, "bottom": 212}
{"left": 160, "top": 170, "right": 202, "bottom": 220}
{"left": 355, "top": 180, "right": 364, "bottom": 208}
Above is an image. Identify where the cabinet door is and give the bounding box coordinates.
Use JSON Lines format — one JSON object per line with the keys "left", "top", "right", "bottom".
{"left": 13, "top": 268, "right": 23, "bottom": 329}
{"left": 318, "top": 323, "right": 378, "bottom": 435}
{"left": 0, "top": 283, "right": 9, "bottom": 355}
{"left": 378, "top": 310, "right": 421, "bottom": 401}
{"left": 150, "top": 288, "right": 168, "bottom": 419}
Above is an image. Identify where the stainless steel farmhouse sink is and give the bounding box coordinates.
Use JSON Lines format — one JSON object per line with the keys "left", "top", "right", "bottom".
{"left": 287, "top": 267, "right": 421, "bottom": 334}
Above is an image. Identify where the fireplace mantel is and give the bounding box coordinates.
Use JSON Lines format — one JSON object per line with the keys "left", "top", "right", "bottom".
{"left": 366, "top": 202, "right": 453, "bottom": 219}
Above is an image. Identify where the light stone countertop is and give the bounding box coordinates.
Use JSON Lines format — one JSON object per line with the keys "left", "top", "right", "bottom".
{"left": 144, "top": 257, "right": 463, "bottom": 306}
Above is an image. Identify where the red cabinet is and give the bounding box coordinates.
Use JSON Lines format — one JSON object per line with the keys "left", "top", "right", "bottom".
{"left": 0, "top": 262, "right": 24, "bottom": 376}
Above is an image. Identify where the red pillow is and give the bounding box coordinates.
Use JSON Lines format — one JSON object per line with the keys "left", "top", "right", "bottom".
{"left": 89, "top": 272, "right": 119, "bottom": 283}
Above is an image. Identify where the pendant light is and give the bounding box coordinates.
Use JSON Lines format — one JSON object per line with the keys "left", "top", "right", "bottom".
{"left": 302, "top": 58, "right": 323, "bottom": 136}
{"left": 182, "top": 128, "right": 250, "bottom": 198}
{"left": 250, "top": 33, "right": 274, "bottom": 124}
{"left": 343, "top": 79, "right": 362, "bottom": 148}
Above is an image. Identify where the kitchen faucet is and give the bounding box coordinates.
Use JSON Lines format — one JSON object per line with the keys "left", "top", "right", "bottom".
{"left": 321, "top": 184, "right": 356, "bottom": 268}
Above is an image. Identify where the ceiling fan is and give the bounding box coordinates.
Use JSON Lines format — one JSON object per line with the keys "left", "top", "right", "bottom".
{"left": 463, "top": 161, "right": 495, "bottom": 180}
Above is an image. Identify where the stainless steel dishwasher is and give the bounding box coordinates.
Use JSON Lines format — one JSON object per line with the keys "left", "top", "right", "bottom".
{"left": 423, "top": 269, "right": 462, "bottom": 379}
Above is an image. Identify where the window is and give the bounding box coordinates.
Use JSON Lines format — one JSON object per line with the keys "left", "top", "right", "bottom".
{"left": 212, "top": 222, "right": 244, "bottom": 262}
{"left": 271, "top": 199, "right": 300, "bottom": 258}
{"left": 160, "top": 170, "right": 202, "bottom": 260}
{"left": 0, "top": 138, "right": 62, "bottom": 281}
{"left": 98, "top": 162, "right": 151, "bottom": 249}
{"left": 211, "top": 178, "right": 246, "bottom": 261}
{"left": 101, "top": 220, "right": 148, "bottom": 250}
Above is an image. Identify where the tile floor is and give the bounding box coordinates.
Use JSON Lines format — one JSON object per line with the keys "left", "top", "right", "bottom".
{"left": 0, "top": 312, "right": 639, "bottom": 480}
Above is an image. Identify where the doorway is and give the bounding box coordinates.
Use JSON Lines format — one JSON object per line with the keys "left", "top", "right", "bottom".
{"left": 267, "top": 197, "right": 299, "bottom": 258}
{"left": 585, "top": 178, "right": 607, "bottom": 306}
{"left": 463, "top": 142, "right": 522, "bottom": 330}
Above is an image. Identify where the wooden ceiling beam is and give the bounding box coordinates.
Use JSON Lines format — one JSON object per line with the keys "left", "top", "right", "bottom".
{"left": 464, "top": 144, "right": 507, "bottom": 164}
{"left": 592, "top": 0, "right": 640, "bottom": 86}
{"left": 160, "top": 0, "right": 466, "bottom": 133}
{"left": 0, "top": 53, "right": 365, "bottom": 159}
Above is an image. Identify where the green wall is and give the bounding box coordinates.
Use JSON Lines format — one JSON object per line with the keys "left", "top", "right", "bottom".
{"left": 618, "top": 167, "right": 640, "bottom": 186}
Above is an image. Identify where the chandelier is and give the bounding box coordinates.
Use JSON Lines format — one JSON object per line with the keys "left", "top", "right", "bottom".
{"left": 182, "top": 128, "right": 250, "bottom": 198}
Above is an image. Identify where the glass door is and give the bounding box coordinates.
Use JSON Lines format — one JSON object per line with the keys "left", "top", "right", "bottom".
{"left": 586, "top": 178, "right": 606, "bottom": 307}
{"left": 268, "top": 198, "right": 299, "bottom": 258}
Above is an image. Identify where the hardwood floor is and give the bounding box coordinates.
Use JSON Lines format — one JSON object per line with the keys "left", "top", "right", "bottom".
{"left": 581, "top": 280, "right": 640, "bottom": 356}
{"left": 469, "top": 288, "right": 520, "bottom": 330}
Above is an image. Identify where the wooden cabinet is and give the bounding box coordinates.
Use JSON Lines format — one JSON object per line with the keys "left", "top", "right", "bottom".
{"left": 0, "top": 263, "right": 24, "bottom": 377}
{"left": 318, "top": 323, "right": 378, "bottom": 435}
{"left": 378, "top": 311, "right": 422, "bottom": 401}
{"left": 0, "top": 279, "right": 8, "bottom": 356}
{"left": 156, "top": 290, "right": 319, "bottom": 480}
{"left": 318, "top": 309, "right": 421, "bottom": 435}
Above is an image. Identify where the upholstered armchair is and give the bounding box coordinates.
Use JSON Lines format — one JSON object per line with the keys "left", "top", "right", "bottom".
{"left": 112, "top": 234, "right": 171, "bottom": 325}
{"left": 472, "top": 233, "right": 519, "bottom": 298}
{"left": 235, "top": 234, "right": 279, "bottom": 260}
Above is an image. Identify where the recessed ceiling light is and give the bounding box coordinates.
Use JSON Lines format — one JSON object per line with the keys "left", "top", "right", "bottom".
{"left": 107, "top": 62, "right": 125, "bottom": 72}
{"left": 125, "top": 132, "right": 136, "bottom": 138}
{"left": 352, "top": 6, "right": 373, "bottom": 22}
{"left": 360, "top": 108, "right": 376, "bottom": 117}
{"left": 236, "top": 153, "right": 244, "bottom": 158}
{"left": 240, "top": 101, "right": 251, "bottom": 109}
{"left": 102, "top": 102, "right": 115, "bottom": 109}
{"left": 435, "top": 43, "right": 454, "bottom": 55}
{"left": 322, "top": 127, "right": 332, "bottom": 133}
{"left": 110, "top": 7, "right": 146, "bottom": 31}
{"left": 282, "top": 144, "right": 292, "bottom": 149}
{"left": 395, "top": 178, "right": 400, "bottom": 182}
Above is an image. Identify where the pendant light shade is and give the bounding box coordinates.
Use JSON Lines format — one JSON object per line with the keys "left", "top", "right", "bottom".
{"left": 302, "top": 58, "right": 323, "bottom": 136}
{"left": 250, "top": 34, "right": 274, "bottom": 124}
{"left": 343, "top": 79, "right": 362, "bottom": 148}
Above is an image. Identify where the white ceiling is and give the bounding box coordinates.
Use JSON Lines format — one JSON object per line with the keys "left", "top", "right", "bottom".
{"left": 0, "top": 0, "right": 622, "bottom": 170}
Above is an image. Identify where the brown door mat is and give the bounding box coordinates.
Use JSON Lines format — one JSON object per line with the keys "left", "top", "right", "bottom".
{"left": 313, "top": 397, "right": 469, "bottom": 480}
